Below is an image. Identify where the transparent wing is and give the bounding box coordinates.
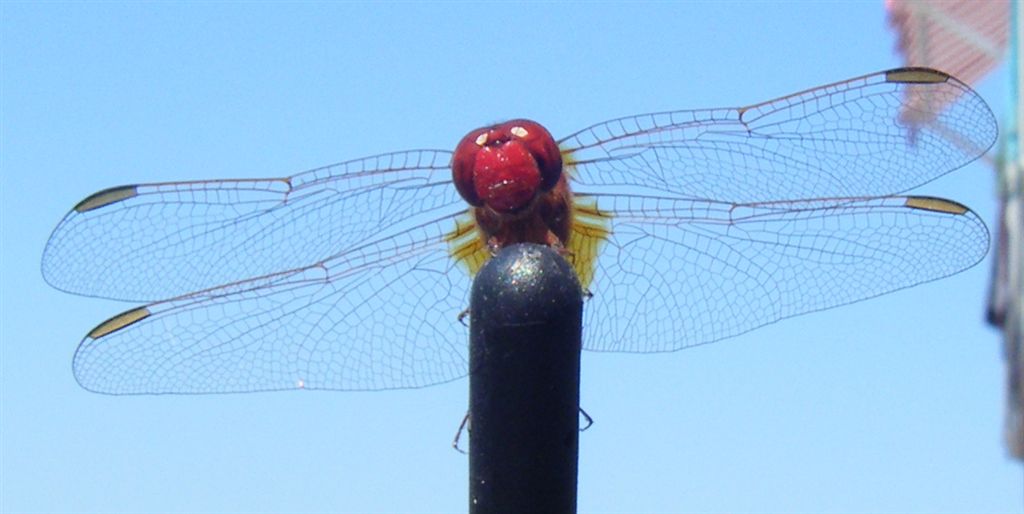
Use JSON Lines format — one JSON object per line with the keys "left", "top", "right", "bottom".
{"left": 72, "top": 217, "right": 471, "bottom": 394}
{"left": 51, "top": 67, "right": 997, "bottom": 393}
{"left": 562, "top": 68, "right": 996, "bottom": 203}
{"left": 42, "top": 150, "right": 457, "bottom": 302}
{"left": 580, "top": 194, "right": 989, "bottom": 352}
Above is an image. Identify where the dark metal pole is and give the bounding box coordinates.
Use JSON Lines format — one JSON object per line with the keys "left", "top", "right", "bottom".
{"left": 468, "top": 243, "right": 583, "bottom": 514}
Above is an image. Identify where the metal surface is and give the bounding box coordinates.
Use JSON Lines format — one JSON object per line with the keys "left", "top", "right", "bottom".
{"left": 468, "top": 244, "right": 582, "bottom": 514}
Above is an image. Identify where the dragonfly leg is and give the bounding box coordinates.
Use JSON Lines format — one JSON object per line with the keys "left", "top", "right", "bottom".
{"left": 579, "top": 407, "right": 593, "bottom": 431}
{"left": 453, "top": 408, "right": 586, "bottom": 451}
{"left": 452, "top": 411, "right": 471, "bottom": 454}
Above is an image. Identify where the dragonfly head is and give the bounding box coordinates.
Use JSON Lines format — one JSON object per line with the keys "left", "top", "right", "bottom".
{"left": 452, "top": 119, "right": 562, "bottom": 214}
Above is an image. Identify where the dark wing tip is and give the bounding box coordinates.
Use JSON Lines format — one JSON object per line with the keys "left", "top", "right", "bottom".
{"left": 73, "top": 185, "right": 139, "bottom": 213}
{"left": 904, "top": 196, "right": 970, "bottom": 215}
{"left": 86, "top": 306, "right": 151, "bottom": 339}
{"left": 885, "top": 67, "right": 951, "bottom": 84}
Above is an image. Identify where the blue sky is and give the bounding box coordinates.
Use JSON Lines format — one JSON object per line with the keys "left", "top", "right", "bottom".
{"left": 2, "top": 2, "right": 1021, "bottom": 513}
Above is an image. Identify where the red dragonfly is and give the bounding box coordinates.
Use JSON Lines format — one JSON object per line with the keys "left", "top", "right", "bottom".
{"left": 42, "top": 67, "right": 996, "bottom": 394}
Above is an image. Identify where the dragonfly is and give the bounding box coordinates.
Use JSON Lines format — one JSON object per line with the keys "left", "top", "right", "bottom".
{"left": 42, "top": 67, "right": 997, "bottom": 395}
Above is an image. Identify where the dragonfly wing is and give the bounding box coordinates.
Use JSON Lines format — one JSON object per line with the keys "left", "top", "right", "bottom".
{"left": 563, "top": 68, "right": 996, "bottom": 202}
{"left": 581, "top": 194, "right": 989, "bottom": 352}
{"left": 72, "top": 218, "right": 471, "bottom": 394}
{"left": 43, "top": 150, "right": 458, "bottom": 302}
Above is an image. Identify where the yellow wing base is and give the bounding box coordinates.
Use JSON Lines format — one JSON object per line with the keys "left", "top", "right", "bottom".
{"left": 445, "top": 197, "right": 611, "bottom": 290}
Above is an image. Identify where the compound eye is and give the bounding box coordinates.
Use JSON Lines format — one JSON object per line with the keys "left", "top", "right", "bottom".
{"left": 504, "top": 119, "right": 562, "bottom": 191}
{"left": 451, "top": 128, "right": 487, "bottom": 206}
